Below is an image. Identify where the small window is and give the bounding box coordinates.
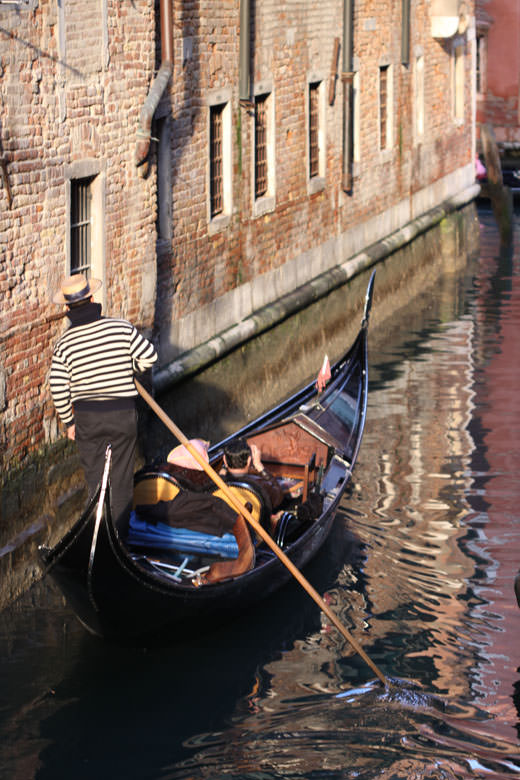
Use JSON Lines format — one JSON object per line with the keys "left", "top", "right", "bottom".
{"left": 309, "top": 82, "right": 320, "bottom": 179}
{"left": 70, "top": 177, "right": 94, "bottom": 276}
{"left": 453, "top": 43, "right": 465, "bottom": 121}
{"left": 210, "top": 104, "right": 224, "bottom": 218}
{"left": 476, "top": 34, "right": 485, "bottom": 95}
{"left": 255, "top": 95, "right": 268, "bottom": 199}
{"left": 207, "top": 93, "right": 232, "bottom": 230}
{"left": 379, "top": 66, "right": 389, "bottom": 150}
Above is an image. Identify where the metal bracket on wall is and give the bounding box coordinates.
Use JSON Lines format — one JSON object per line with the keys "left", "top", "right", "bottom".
{"left": 329, "top": 37, "right": 340, "bottom": 106}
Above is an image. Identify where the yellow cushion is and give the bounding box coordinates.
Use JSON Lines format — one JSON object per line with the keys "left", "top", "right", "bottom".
{"left": 133, "top": 476, "right": 180, "bottom": 507}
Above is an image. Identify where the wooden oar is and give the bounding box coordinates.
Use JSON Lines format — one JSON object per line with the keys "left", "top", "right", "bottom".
{"left": 135, "top": 379, "right": 389, "bottom": 687}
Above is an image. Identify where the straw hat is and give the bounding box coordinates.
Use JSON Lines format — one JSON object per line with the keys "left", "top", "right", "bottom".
{"left": 167, "top": 439, "right": 209, "bottom": 470}
{"left": 53, "top": 273, "right": 102, "bottom": 305}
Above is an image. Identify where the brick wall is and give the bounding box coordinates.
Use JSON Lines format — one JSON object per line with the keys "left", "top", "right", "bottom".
{"left": 157, "top": 0, "right": 475, "bottom": 351}
{"left": 476, "top": 0, "right": 520, "bottom": 146}
{"left": 0, "top": 0, "right": 157, "bottom": 471}
{"left": 0, "top": 0, "right": 475, "bottom": 478}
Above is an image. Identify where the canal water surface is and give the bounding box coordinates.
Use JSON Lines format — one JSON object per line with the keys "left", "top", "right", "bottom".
{"left": 1, "top": 206, "right": 520, "bottom": 779}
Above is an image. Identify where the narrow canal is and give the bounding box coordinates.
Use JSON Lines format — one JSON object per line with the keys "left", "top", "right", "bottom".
{"left": 1, "top": 205, "right": 520, "bottom": 779}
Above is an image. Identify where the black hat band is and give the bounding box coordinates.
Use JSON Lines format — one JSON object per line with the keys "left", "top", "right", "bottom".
{"left": 64, "top": 283, "right": 90, "bottom": 302}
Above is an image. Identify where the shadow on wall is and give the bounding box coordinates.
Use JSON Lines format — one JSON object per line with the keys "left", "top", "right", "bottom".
{"left": 151, "top": 0, "right": 202, "bottom": 353}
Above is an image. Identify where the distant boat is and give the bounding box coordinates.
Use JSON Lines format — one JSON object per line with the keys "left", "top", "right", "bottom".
{"left": 39, "top": 273, "right": 376, "bottom": 642}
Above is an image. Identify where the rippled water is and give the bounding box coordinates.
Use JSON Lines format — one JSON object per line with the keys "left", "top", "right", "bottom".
{"left": 1, "top": 206, "right": 520, "bottom": 779}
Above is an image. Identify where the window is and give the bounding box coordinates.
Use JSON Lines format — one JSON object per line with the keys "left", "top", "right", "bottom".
{"left": 252, "top": 88, "right": 275, "bottom": 217}
{"left": 307, "top": 77, "right": 326, "bottom": 192}
{"left": 65, "top": 161, "right": 105, "bottom": 298}
{"left": 210, "top": 104, "right": 224, "bottom": 218}
{"left": 453, "top": 43, "right": 465, "bottom": 121}
{"left": 476, "top": 34, "right": 486, "bottom": 95}
{"left": 70, "top": 177, "right": 94, "bottom": 276}
{"left": 255, "top": 95, "right": 268, "bottom": 199}
{"left": 379, "top": 65, "right": 389, "bottom": 150}
{"left": 207, "top": 93, "right": 232, "bottom": 230}
{"left": 309, "top": 82, "right": 320, "bottom": 179}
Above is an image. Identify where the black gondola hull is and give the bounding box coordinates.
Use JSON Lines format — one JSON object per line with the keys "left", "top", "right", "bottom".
{"left": 40, "top": 496, "right": 339, "bottom": 640}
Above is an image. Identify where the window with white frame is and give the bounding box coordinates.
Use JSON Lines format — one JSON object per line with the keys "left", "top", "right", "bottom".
{"left": 65, "top": 162, "right": 105, "bottom": 297}
{"left": 309, "top": 82, "right": 321, "bottom": 178}
{"left": 210, "top": 103, "right": 224, "bottom": 218}
{"left": 253, "top": 91, "right": 275, "bottom": 216}
{"left": 70, "top": 177, "right": 94, "bottom": 276}
{"left": 208, "top": 93, "right": 232, "bottom": 228}
{"left": 255, "top": 95, "right": 268, "bottom": 199}
{"left": 379, "top": 64, "right": 393, "bottom": 151}
{"left": 453, "top": 42, "right": 465, "bottom": 121}
{"left": 307, "top": 78, "right": 325, "bottom": 191}
{"left": 476, "top": 33, "right": 486, "bottom": 96}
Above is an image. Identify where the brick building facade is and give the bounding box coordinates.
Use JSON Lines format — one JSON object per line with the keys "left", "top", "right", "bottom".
{"left": 0, "top": 2, "right": 475, "bottom": 488}
{"left": 476, "top": 0, "right": 520, "bottom": 160}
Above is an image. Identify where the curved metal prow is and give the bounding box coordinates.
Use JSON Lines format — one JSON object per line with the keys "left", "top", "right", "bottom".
{"left": 361, "top": 269, "right": 376, "bottom": 328}
{"left": 87, "top": 445, "right": 112, "bottom": 612}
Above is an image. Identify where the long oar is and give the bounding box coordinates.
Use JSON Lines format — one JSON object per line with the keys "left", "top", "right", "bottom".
{"left": 135, "top": 379, "right": 389, "bottom": 687}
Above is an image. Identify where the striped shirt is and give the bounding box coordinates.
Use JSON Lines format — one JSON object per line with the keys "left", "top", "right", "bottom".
{"left": 50, "top": 309, "right": 157, "bottom": 426}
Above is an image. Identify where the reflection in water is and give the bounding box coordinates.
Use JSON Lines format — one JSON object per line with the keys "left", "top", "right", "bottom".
{"left": 1, "top": 208, "right": 520, "bottom": 779}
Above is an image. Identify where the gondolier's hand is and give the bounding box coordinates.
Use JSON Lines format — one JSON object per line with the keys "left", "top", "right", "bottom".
{"left": 67, "top": 424, "right": 75, "bottom": 441}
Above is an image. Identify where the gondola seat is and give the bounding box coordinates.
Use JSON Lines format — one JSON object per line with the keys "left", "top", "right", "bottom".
{"left": 129, "top": 470, "right": 255, "bottom": 584}
{"left": 213, "top": 479, "right": 273, "bottom": 536}
{"left": 132, "top": 471, "right": 180, "bottom": 506}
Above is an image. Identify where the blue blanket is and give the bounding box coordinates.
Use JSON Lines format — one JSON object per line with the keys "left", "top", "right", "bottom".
{"left": 128, "top": 511, "right": 239, "bottom": 559}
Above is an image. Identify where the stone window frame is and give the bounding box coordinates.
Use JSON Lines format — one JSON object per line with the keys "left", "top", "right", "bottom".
{"left": 64, "top": 159, "right": 106, "bottom": 308}
{"left": 252, "top": 80, "right": 276, "bottom": 219}
{"left": 306, "top": 71, "right": 327, "bottom": 196}
{"left": 206, "top": 87, "right": 233, "bottom": 235}
{"left": 452, "top": 37, "right": 466, "bottom": 124}
{"left": 378, "top": 60, "right": 394, "bottom": 154}
{"left": 475, "top": 28, "right": 487, "bottom": 98}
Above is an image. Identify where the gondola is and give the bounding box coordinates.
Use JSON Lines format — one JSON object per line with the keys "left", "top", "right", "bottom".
{"left": 39, "top": 271, "right": 375, "bottom": 642}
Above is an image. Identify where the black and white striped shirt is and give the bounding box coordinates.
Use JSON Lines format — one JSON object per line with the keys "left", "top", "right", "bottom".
{"left": 50, "top": 305, "right": 157, "bottom": 426}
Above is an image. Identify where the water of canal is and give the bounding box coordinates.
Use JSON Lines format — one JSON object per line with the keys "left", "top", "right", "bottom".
{"left": 1, "top": 205, "right": 520, "bottom": 779}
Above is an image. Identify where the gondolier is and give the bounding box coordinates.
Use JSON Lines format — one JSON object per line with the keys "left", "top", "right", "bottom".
{"left": 49, "top": 274, "right": 157, "bottom": 533}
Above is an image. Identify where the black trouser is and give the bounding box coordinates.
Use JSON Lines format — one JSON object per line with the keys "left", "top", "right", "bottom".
{"left": 74, "top": 405, "right": 137, "bottom": 534}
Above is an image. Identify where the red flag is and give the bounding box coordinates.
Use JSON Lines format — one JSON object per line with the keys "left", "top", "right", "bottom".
{"left": 316, "top": 354, "right": 331, "bottom": 392}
